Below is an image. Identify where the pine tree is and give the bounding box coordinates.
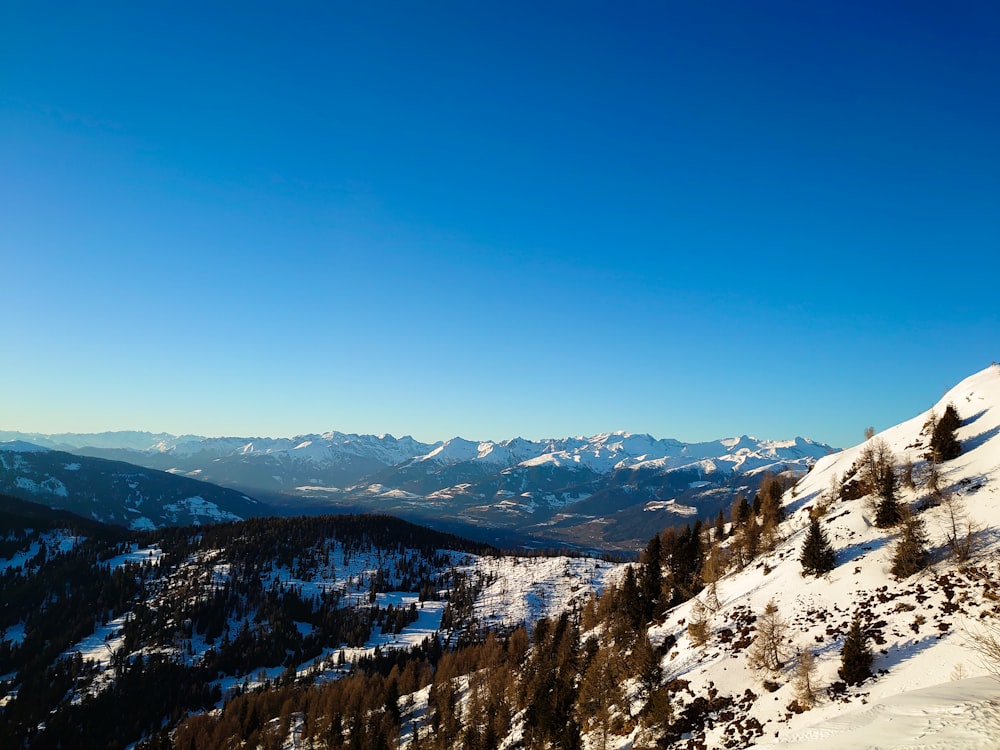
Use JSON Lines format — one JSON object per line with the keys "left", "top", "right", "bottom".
{"left": 874, "top": 463, "right": 901, "bottom": 528}
{"left": 730, "top": 495, "right": 751, "bottom": 529}
{"left": 577, "top": 643, "right": 623, "bottom": 750}
{"left": 890, "top": 513, "right": 929, "bottom": 578}
{"left": 799, "top": 518, "right": 836, "bottom": 576}
{"left": 838, "top": 614, "right": 873, "bottom": 685}
{"left": 758, "top": 473, "right": 785, "bottom": 528}
{"left": 714, "top": 508, "right": 727, "bottom": 541}
{"left": 619, "top": 566, "right": 644, "bottom": 629}
{"left": 929, "top": 404, "right": 962, "bottom": 462}
{"left": 640, "top": 533, "right": 663, "bottom": 622}
{"left": 631, "top": 629, "right": 662, "bottom": 699}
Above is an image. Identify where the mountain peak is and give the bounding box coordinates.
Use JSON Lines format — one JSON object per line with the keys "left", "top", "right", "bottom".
{"left": 0, "top": 440, "right": 49, "bottom": 453}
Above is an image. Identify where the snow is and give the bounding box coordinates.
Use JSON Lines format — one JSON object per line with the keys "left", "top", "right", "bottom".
{"left": 20, "top": 366, "right": 1000, "bottom": 750}
{"left": 459, "top": 554, "right": 621, "bottom": 635}
{"left": 11, "top": 474, "right": 68, "bottom": 497}
{"left": 162, "top": 496, "right": 242, "bottom": 524}
{"left": 103, "top": 543, "right": 162, "bottom": 569}
{"left": 69, "top": 614, "right": 128, "bottom": 668}
{"left": 628, "top": 365, "right": 1000, "bottom": 750}
{"left": 0, "top": 530, "right": 84, "bottom": 572}
{"left": 644, "top": 499, "right": 698, "bottom": 515}
{"left": 518, "top": 432, "right": 831, "bottom": 476}
{"left": 412, "top": 437, "right": 482, "bottom": 465}
{"left": 342, "top": 595, "right": 447, "bottom": 661}
{"left": 751, "top": 677, "right": 1000, "bottom": 750}
{"left": 0, "top": 541, "right": 42, "bottom": 572}
{"left": 0, "top": 427, "right": 832, "bottom": 482}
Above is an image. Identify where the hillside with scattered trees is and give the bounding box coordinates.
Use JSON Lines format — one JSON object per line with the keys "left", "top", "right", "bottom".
{"left": 3, "top": 366, "right": 1000, "bottom": 749}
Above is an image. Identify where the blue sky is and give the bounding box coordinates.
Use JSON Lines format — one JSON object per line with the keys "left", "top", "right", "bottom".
{"left": 2, "top": 1, "right": 998, "bottom": 448}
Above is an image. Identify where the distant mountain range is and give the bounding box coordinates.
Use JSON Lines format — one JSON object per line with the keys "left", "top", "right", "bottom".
{"left": 0, "top": 445, "right": 264, "bottom": 529}
{"left": 0, "top": 428, "right": 833, "bottom": 550}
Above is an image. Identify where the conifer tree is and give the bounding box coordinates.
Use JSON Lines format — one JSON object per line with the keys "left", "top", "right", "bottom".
{"left": 901, "top": 453, "right": 915, "bottom": 490}
{"left": 640, "top": 533, "right": 663, "bottom": 622}
{"left": 758, "top": 473, "right": 785, "bottom": 528}
{"left": 940, "top": 493, "right": 976, "bottom": 562}
{"left": 929, "top": 404, "right": 962, "bottom": 462}
{"left": 799, "top": 518, "right": 836, "bottom": 576}
{"left": 631, "top": 629, "right": 662, "bottom": 700}
{"left": 890, "top": 512, "right": 929, "bottom": 578}
{"left": 927, "top": 457, "right": 943, "bottom": 498}
{"left": 730, "top": 495, "right": 751, "bottom": 529}
{"left": 665, "top": 522, "right": 704, "bottom": 606}
{"left": 838, "top": 614, "right": 873, "bottom": 685}
{"left": 619, "top": 566, "right": 645, "bottom": 629}
{"left": 687, "top": 598, "right": 709, "bottom": 648}
{"left": 748, "top": 599, "right": 790, "bottom": 674}
{"left": 792, "top": 649, "right": 819, "bottom": 709}
{"left": 874, "top": 462, "right": 901, "bottom": 528}
{"left": 714, "top": 508, "right": 727, "bottom": 541}
{"left": 829, "top": 471, "right": 843, "bottom": 504}
{"left": 744, "top": 516, "right": 761, "bottom": 559}
{"left": 577, "top": 643, "right": 623, "bottom": 750}
{"left": 858, "top": 437, "right": 895, "bottom": 497}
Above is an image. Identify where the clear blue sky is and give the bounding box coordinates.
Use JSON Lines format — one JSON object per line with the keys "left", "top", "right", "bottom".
{"left": 2, "top": 1, "right": 998, "bottom": 448}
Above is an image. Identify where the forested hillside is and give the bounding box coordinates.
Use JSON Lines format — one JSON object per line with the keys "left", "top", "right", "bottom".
{"left": 4, "top": 367, "right": 1000, "bottom": 749}
{"left": 0, "top": 498, "right": 619, "bottom": 749}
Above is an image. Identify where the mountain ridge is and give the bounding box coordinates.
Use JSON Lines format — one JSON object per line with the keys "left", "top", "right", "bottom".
{"left": 1, "top": 428, "right": 833, "bottom": 549}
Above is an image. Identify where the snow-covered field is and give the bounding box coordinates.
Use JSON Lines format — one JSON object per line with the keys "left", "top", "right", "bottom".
{"left": 753, "top": 676, "right": 1000, "bottom": 749}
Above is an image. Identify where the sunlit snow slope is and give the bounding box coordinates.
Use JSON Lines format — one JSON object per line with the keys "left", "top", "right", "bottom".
{"left": 642, "top": 365, "right": 1000, "bottom": 750}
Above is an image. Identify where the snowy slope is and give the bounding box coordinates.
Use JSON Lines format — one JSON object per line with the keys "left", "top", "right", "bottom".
{"left": 637, "top": 365, "right": 1000, "bottom": 750}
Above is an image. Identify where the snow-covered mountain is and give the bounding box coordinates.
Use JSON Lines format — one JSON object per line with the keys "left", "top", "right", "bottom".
{"left": 0, "top": 428, "right": 830, "bottom": 479}
{"left": 0, "top": 429, "right": 830, "bottom": 549}
{"left": 639, "top": 363, "right": 1000, "bottom": 748}
{"left": 0, "top": 428, "right": 833, "bottom": 549}
{"left": 0, "top": 444, "right": 265, "bottom": 529}
{"left": 334, "top": 431, "right": 832, "bottom": 550}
